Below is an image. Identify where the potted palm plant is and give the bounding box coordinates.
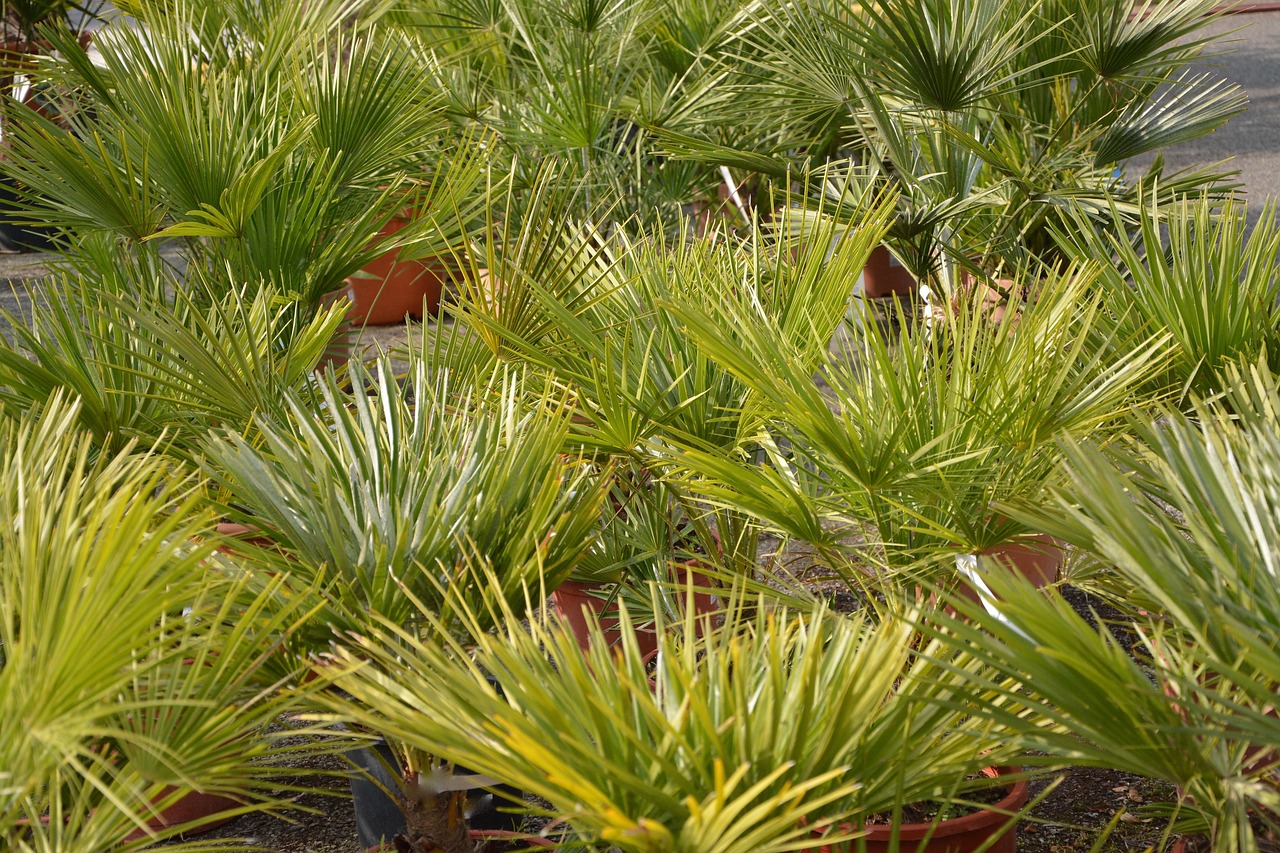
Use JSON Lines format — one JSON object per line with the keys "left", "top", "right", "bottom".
{"left": 318, "top": 596, "right": 1036, "bottom": 853}
{"left": 0, "top": 267, "right": 348, "bottom": 462}
{"left": 200, "top": 352, "right": 606, "bottom": 851}
{"left": 910, "top": 358, "right": 1280, "bottom": 853}
{"left": 456, "top": 172, "right": 898, "bottom": 620}
{"left": 1058, "top": 193, "right": 1280, "bottom": 408}
{"left": 650, "top": 0, "right": 1245, "bottom": 291}
{"left": 0, "top": 396, "right": 337, "bottom": 851}
{"left": 0, "top": 3, "right": 487, "bottom": 325}
{"left": 659, "top": 262, "right": 1170, "bottom": 599}
{"left": 389, "top": 0, "right": 743, "bottom": 236}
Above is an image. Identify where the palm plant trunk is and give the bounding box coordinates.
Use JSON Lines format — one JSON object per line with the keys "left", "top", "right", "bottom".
{"left": 395, "top": 789, "right": 473, "bottom": 853}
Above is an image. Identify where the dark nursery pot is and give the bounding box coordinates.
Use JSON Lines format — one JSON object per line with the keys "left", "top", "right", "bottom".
{"left": 348, "top": 738, "right": 526, "bottom": 852}
{"left": 0, "top": 178, "right": 56, "bottom": 252}
{"left": 807, "top": 766, "right": 1028, "bottom": 853}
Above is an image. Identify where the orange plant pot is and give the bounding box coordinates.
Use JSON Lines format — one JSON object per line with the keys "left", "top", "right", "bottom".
{"left": 122, "top": 789, "right": 242, "bottom": 842}
{"left": 550, "top": 579, "right": 660, "bottom": 657}
{"left": 346, "top": 217, "right": 448, "bottom": 326}
{"left": 806, "top": 766, "right": 1028, "bottom": 853}
{"left": 550, "top": 566, "right": 720, "bottom": 657}
{"left": 862, "top": 246, "right": 917, "bottom": 299}
{"left": 954, "top": 533, "right": 1064, "bottom": 606}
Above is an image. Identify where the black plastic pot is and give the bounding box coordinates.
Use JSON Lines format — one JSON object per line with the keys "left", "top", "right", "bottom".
{"left": 347, "top": 739, "right": 525, "bottom": 851}
{"left": 0, "top": 178, "right": 56, "bottom": 253}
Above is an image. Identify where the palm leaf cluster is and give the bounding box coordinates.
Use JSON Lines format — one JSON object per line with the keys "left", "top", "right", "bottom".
{"left": 0, "top": 1, "right": 1277, "bottom": 852}
{"left": 0, "top": 397, "right": 334, "bottom": 853}
{"left": 659, "top": 0, "right": 1246, "bottom": 277}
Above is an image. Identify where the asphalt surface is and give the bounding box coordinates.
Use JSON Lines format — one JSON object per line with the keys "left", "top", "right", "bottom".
{"left": 0, "top": 10, "right": 1277, "bottom": 316}
{"left": 1127, "top": 10, "right": 1280, "bottom": 231}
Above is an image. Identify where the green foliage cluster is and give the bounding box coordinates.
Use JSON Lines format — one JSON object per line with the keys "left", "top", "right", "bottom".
{"left": 0, "top": 1, "right": 1278, "bottom": 852}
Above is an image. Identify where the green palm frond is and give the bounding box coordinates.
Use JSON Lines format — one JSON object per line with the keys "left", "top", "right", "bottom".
{"left": 0, "top": 271, "right": 346, "bottom": 460}
{"left": 1075, "top": 0, "right": 1226, "bottom": 83}
{"left": 320, "top": 600, "right": 1031, "bottom": 852}
{"left": 202, "top": 357, "right": 605, "bottom": 648}
{"left": 1093, "top": 71, "right": 1246, "bottom": 165}
{"left": 850, "top": 0, "right": 1041, "bottom": 113}
{"left": 922, "top": 560, "right": 1277, "bottom": 853}
{"left": 1056, "top": 194, "right": 1280, "bottom": 403}
{"left": 0, "top": 396, "right": 338, "bottom": 851}
{"left": 663, "top": 261, "right": 1168, "bottom": 575}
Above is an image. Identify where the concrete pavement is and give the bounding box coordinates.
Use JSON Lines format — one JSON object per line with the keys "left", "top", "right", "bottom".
{"left": 1128, "top": 10, "right": 1280, "bottom": 230}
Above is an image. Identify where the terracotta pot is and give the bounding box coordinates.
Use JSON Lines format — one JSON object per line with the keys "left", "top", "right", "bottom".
{"left": 955, "top": 270, "right": 1022, "bottom": 327}
{"left": 213, "top": 521, "right": 279, "bottom": 555}
{"left": 550, "top": 565, "right": 720, "bottom": 656}
{"left": 346, "top": 217, "right": 448, "bottom": 325}
{"left": 862, "top": 246, "right": 916, "bottom": 299}
{"left": 122, "top": 789, "right": 242, "bottom": 842}
{"left": 550, "top": 579, "right": 660, "bottom": 657}
{"left": 807, "top": 766, "right": 1028, "bottom": 853}
{"left": 954, "top": 533, "right": 1064, "bottom": 606}
{"left": 921, "top": 534, "right": 1064, "bottom": 617}
{"left": 20, "top": 789, "right": 240, "bottom": 846}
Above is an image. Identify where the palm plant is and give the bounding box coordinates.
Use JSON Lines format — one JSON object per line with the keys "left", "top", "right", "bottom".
{"left": 1009, "top": 354, "right": 1280, "bottom": 646}
{"left": 391, "top": 0, "right": 749, "bottom": 233}
{"left": 0, "top": 0, "right": 98, "bottom": 116}
{"left": 0, "top": 395, "right": 336, "bottom": 852}
{"left": 0, "top": 268, "right": 347, "bottom": 461}
{"left": 1058, "top": 193, "right": 1280, "bottom": 405}
{"left": 911, "top": 359, "right": 1280, "bottom": 852}
{"left": 914, "top": 573, "right": 1267, "bottom": 853}
{"left": 460, "top": 178, "right": 896, "bottom": 604}
{"left": 1, "top": 0, "right": 488, "bottom": 315}
{"left": 201, "top": 355, "right": 609, "bottom": 850}
{"left": 202, "top": 356, "right": 605, "bottom": 651}
{"left": 654, "top": 0, "right": 1245, "bottom": 278}
{"left": 660, "top": 263, "right": 1169, "bottom": 589}
{"left": 319, "top": 599, "right": 1034, "bottom": 853}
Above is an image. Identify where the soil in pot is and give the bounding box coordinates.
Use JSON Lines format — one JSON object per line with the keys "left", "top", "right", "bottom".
{"left": 807, "top": 766, "right": 1029, "bottom": 853}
